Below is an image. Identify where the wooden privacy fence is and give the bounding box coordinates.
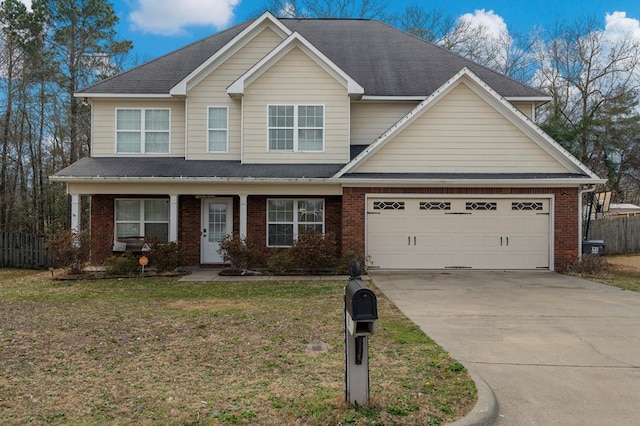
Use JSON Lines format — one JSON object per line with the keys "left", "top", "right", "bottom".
{"left": 0, "top": 232, "right": 53, "bottom": 269}
{"left": 589, "top": 215, "right": 640, "bottom": 254}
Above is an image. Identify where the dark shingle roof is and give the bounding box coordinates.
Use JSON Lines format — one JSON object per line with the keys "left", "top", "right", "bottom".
{"left": 53, "top": 157, "right": 343, "bottom": 179}
{"left": 78, "top": 18, "right": 545, "bottom": 98}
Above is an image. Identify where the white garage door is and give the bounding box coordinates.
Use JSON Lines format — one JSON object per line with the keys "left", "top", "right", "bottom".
{"left": 366, "top": 197, "right": 550, "bottom": 269}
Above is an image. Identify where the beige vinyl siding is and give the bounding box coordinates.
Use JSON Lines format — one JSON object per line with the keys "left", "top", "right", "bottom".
{"left": 357, "top": 82, "right": 569, "bottom": 174}
{"left": 91, "top": 99, "right": 185, "bottom": 157}
{"left": 243, "top": 46, "right": 350, "bottom": 164}
{"left": 187, "top": 27, "right": 284, "bottom": 160}
{"left": 511, "top": 102, "right": 534, "bottom": 119}
{"left": 350, "top": 102, "right": 418, "bottom": 145}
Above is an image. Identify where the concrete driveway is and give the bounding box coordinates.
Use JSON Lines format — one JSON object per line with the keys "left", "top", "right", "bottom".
{"left": 369, "top": 271, "right": 640, "bottom": 426}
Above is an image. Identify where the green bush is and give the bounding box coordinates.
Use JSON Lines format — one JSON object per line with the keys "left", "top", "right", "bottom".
{"left": 104, "top": 252, "right": 139, "bottom": 276}
{"left": 217, "top": 233, "right": 260, "bottom": 271}
{"left": 266, "top": 250, "right": 297, "bottom": 274}
{"left": 290, "top": 231, "right": 339, "bottom": 273}
{"left": 44, "top": 228, "right": 91, "bottom": 274}
{"left": 150, "top": 242, "right": 186, "bottom": 272}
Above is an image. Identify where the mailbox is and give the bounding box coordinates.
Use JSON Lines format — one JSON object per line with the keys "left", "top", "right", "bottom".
{"left": 345, "top": 279, "right": 378, "bottom": 336}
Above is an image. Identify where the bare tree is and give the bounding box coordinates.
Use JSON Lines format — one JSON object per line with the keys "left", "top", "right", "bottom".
{"left": 254, "top": 0, "right": 387, "bottom": 19}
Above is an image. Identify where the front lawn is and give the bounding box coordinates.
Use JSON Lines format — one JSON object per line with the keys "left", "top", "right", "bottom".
{"left": 0, "top": 269, "right": 475, "bottom": 425}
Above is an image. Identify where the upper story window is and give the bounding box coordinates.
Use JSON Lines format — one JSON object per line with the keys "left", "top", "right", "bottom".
{"left": 208, "top": 106, "right": 228, "bottom": 152}
{"left": 116, "top": 108, "right": 170, "bottom": 154}
{"left": 268, "top": 105, "right": 324, "bottom": 152}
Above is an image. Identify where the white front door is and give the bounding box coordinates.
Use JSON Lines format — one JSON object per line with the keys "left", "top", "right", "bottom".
{"left": 201, "top": 198, "right": 233, "bottom": 264}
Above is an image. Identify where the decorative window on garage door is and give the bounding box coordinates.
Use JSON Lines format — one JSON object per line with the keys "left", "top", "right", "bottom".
{"left": 373, "top": 201, "right": 405, "bottom": 210}
{"left": 420, "top": 201, "right": 451, "bottom": 210}
{"left": 512, "top": 202, "right": 543, "bottom": 211}
{"left": 465, "top": 201, "right": 497, "bottom": 211}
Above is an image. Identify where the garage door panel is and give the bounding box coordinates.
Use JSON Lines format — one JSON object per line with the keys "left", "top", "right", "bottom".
{"left": 367, "top": 197, "right": 550, "bottom": 270}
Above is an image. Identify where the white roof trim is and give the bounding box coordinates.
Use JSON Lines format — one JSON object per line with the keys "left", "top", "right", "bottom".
{"left": 73, "top": 93, "right": 173, "bottom": 99}
{"left": 227, "top": 31, "right": 364, "bottom": 98}
{"left": 505, "top": 96, "right": 552, "bottom": 102}
{"left": 335, "top": 67, "right": 600, "bottom": 180}
{"left": 169, "top": 12, "right": 291, "bottom": 96}
{"left": 338, "top": 177, "right": 606, "bottom": 187}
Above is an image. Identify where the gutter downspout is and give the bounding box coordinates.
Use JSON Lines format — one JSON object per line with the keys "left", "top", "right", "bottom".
{"left": 578, "top": 185, "right": 597, "bottom": 257}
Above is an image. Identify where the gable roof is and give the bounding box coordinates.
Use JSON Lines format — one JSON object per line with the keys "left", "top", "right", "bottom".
{"left": 227, "top": 31, "right": 364, "bottom": 98}
{"left": 77, "top": 15, "right": 546, "bottom": 99}
{"left": 335, "top": 67, "right": 601, "bottom": 181}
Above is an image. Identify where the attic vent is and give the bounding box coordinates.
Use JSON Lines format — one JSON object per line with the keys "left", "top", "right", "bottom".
{"left": 512, "top": 202, "right": 543, "bottom": 211}
{"left": 373, "top": 201, "right": 405, "bottom": 211}
{"left": 420, "top": 201, "right": 451, "bottom": 211}
{"left": 466, "top": 202, "right": 497, "bottom": 211}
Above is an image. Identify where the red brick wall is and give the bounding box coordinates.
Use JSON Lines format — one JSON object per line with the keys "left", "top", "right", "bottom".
{"left": 179, "top": 196, "right": 201, "bottom": 266}
{"left": 341, "top": 187, "right": 580, "bottom": 269}
{"left": 90, "top": 195, "right": 116, "bottom": 264}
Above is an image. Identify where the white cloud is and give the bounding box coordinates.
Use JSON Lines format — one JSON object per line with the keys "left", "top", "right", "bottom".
{"left": 129, "top": 0, "right": 240, "bottom": 36}
{"left": 458, "top": 9, "right": 508, "bottom": 39}
{"left": 604, "top": 11, "right": 640, "bottom": 42}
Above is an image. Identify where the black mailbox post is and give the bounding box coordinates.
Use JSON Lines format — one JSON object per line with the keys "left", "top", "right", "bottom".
{"left": 344, "top": 261, "right": 377, "bottom": 406}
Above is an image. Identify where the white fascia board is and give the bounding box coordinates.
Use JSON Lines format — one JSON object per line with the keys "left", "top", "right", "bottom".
{"left": 457, "top": 70, "right": 600, "bottom": 179}
{"left": 359, "top": 95, "right": 426, "bottom": 101}
{"left": 227, "top": 32, "right": 364, "bottom": 98}
{"left": 505, "top": 96, "right": 552, "bottom": 102}
{"left": 338, "top": 177, "right": 607, "bottom": 187}
{"left": 49, "top": 175, "right": 339, "bottom": 184}
{"left": 334, "top": 68, "right": 472, "bottom": 178}
{"left": 336, "top": 67, "right": 600, "bottom": 180}
{"left": 170, "top": 12, "right": 291, "bottom": 96}
{"left": 73, "top": 93, "right": 173, "bottom": 99}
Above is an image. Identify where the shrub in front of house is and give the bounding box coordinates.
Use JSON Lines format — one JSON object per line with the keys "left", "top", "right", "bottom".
{"left": 44, "top": 228, "right": 91, "bottom": 274}
{"left": 104, "top": 252, "right": 139, "bottom": 276}
{"left": 289, "top": 231, "right": 339, "bottom": 273}
{"left": 564, "top": 254, "right": 610, "bottom": 276}
{"left": 217, "top": 233, "right": 261, "bottom": 271}
{"left": 150, "top": 241, "right": 186, "bottom": 272}
{"left": 266, "top": 249, "right": 297, "bottom": 274}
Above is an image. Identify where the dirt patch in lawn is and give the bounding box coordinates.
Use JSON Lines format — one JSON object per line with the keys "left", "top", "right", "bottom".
{"left": 0, "top": 270, "right": 476, "bottom": 425}
{"left": 606, "top": 253, "right": 640, "bottom": 273}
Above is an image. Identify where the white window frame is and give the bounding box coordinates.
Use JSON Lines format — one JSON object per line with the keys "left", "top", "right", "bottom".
{"left": 115, "top": 108, "right": 171, "bottom": 154}
{"left": 267, "top": 104, "right": 324, "bottom": 152}
{"left": 114, "top": 198, "right": 170, "bottom": 243}
{"left": 207, "top": 106, "right": 229, "bottom": 153}
{"left": 266, "top": 198, "right": 325, "bottom": 247}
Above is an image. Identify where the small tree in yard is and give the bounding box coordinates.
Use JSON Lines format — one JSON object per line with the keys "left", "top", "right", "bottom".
{"left": 44, "top": 228, "right": 90, "bottom": 274}
{"left": 217, "top": 233, "right": 261, "bottom": 271}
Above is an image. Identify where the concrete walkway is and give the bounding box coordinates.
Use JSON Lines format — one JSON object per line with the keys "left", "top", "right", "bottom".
{"left": 369, "top": 271, "right": 640, "bottom": 426}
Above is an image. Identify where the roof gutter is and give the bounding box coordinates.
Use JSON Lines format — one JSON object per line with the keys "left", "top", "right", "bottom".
{"left": 578, "top": 184, "right": 598, "bottom": 257}
{"left": 50, "top": 175, "right": 607, "bottom": 187}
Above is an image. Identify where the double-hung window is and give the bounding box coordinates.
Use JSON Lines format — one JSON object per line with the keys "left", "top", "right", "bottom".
{"left": 115, "top": 199, "right": 169, "bottom": 243}
{"left": 208, "top": 106, "right": 228, "bottom": 152}
{"left": 268, "top": 105, "right": 323, "bottom": 152}
{"left": 267, "top": 199, "right": 324, "bottom": 247}
{"left": 116, "top": 108, "right": 170, "bottom": 153}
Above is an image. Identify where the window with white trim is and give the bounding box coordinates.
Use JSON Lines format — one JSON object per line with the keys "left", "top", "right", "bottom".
{"left": 267, "top": 199, "right": 324, "bottom": 246}
{"left": 268, "top": 105, "right": 323, "bottom": 152}
{"left": 116, "top": 108, "right": 170, "bottom": 153}
{"left": 207, "top": 106, "right": 228, "bottom": 152}
{"left": 115, "top": 199, "right": 169, "bottom": 243}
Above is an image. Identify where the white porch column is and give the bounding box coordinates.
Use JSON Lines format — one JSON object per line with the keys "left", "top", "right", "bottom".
{"left": 169, "top": 194, "right": 178, "bottom": 242}
{"left": 239, "top": 194, "right": 248, "bottom": 238}
{"left": 70, "top": 194, "right": 80, "bottom": 231}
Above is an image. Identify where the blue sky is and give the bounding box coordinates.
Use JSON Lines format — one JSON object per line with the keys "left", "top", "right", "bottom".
{"left": 31, "top": 0, "right": 640, "bottom": 61}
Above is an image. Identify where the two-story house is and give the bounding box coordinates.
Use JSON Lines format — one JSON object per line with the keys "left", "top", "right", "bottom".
{"left": 51, "top": 12, "right": 605, "bottom": 270}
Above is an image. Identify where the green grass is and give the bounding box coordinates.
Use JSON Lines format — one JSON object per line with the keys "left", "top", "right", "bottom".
{"left": 0, "top": 269, "right": 476, "bottom": 425}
